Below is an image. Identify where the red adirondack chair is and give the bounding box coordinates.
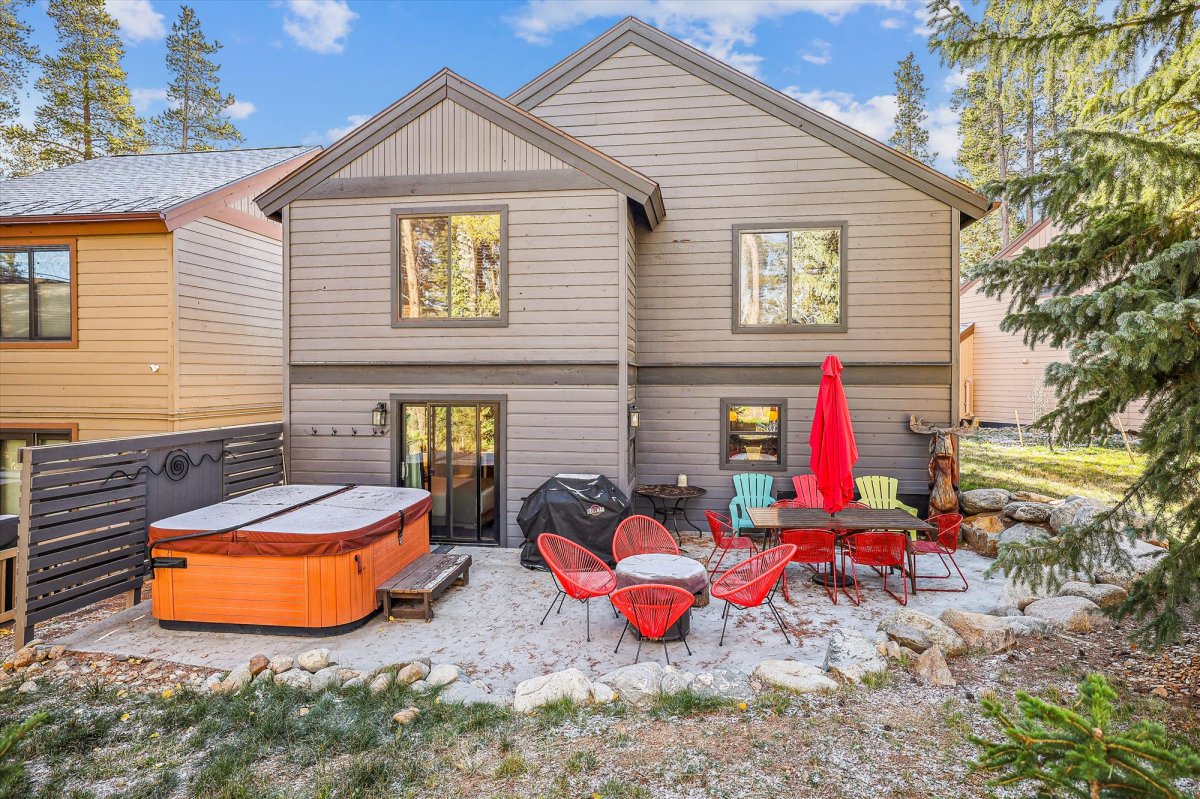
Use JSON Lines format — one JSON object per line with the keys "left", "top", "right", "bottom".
{"left": 613, "top": 515, "right": 679, "bottom": 562}
{"left": 537, "top": 533, "right": 618, "bottom": 642}
{"left": 790, "top": 474, "right": 825, "bottom": 508}
{"left": 610, "top": 584, "right": 695, "bottom": 664}
{"left": 841, "top": 531, "right": 909, "bottom": 606}
{"left": 908, "top": 513, "right": 968, "bottom": 592}
{"left": 710, "top": 544, "right": 797, "bottom": 645}
{"left": 703, "top": 510, "right": 757, "bottom": 575}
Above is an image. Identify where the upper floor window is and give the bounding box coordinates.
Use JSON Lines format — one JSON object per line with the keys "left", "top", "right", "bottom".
{"left": 0, "top": 245, "right": 73, "bottom": 342}
{"left": 734, "top": 223, "right": 844, "bottom": 332}
{"left": 396, "top": 206, "right": 506, "bottom": 325}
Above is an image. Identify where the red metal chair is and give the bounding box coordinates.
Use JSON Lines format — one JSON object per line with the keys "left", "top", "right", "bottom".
{"left": 703, "top": 510, "right": 757, "bottom": 576}
{"left": 908, "top": 513, "right": 968, "bottom": 592}
{"left": 710, "top": 544, "right": 797, "bottom": 646}
{"left": 791, "top": 474, "right": 825, "bottom": 508}
{"left": 610, "top": 584, "right": 695, "bottom": 664}
{"left": 840, "top": 531, "right": 909, "bottom": 606}
{"left": 612, "top": 515, "right": 680, "bottom": 562}
{"left": 778, "top": 528, "right": 838, "bottom": 604}
{"left": 537, "top": 533, "right": 618, "bottom": 642}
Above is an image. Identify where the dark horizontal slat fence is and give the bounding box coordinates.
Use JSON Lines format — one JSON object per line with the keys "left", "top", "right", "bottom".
{"left": 15, "top": 423, "right": 283, "bottom": 648}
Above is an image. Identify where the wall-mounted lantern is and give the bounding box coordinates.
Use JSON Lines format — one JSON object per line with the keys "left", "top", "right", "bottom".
{"left": 628, "top": 405, "right": 641, "bottom": 431}
{"left": 372, "top": 402, "right": 389, "bottom": 430}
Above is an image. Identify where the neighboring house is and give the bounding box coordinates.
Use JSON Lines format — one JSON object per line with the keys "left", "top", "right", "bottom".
{"left": 959, "top": 219, "right": 1146, "bottom": 429}
{"left": 0, "top": 146, "right": 318, "bottom": 515}
{"left": 257, "top": 18, "right": 993, "bottom": 548}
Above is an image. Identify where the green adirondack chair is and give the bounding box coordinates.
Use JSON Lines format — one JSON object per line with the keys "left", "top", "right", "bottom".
{"left": 855, "top": 475, "right": 918, "bottom": 515}
{"left": 730, "top": 472, "right": 775, "bottom": 531}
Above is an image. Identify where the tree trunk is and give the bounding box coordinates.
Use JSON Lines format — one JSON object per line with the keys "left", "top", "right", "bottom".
{"left": 82, "top": 74, "right": 92, "bottom": 160}
{"left": 995, "top": 72, "right": 1010, "bottom": 245}
{"left": 1025, "top": 68, "right": 1035, "bottom": 224}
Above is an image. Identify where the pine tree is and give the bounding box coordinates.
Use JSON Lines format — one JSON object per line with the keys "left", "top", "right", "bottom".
{"left": 971, "top": 674, "right": 1200, "bottom": 797}
{"left": 931, "top": 0, "right": 1200, "bottom": 647}
{"left": 15, "top": 0, "right": 146, "bottom": 169}
{"left": 0, "top": 0, "right": 37, "bottom": 127}
{"left": 151, "top": 5, "right": 242, "bottom": 152}
{"left": 890, "top": 52, "right": 936, "bottom": 164}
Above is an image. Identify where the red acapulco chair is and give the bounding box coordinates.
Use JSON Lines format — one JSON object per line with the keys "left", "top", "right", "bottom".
{"left": 841, "top": 531, "right": 909, "bottom": 606}
{"left": 613, "top": 515, "right": 680, "bottom": 563}
{"left": 537, "top": 533, "right": 618, "bottom": 642}
{"left": 703, "top": 509, "right": 757, "bottom": 576}
{"left": 778, "top": 528, "right": 839, "bottom": 604}
{"left": 908, "top": 513, "right": 968, "bottom": 592}
{"left": 610, "top": 583, "right": 695, "bottom": 664}
{"left": 791, "top": 474, "right": 825, "bottom": 508}
{"left": 710, "top": 544, "right": 798, "bottom": 646}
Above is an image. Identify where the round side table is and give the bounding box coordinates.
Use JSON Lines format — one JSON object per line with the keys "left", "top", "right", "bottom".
{"left": 633, "top": 484, "right": 708, "bottom": 539}
{"left": 615, "top": 552, "right": 709, "bottom": 640}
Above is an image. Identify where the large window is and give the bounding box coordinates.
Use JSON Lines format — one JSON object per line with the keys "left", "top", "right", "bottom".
{"left": 735, "top": 223, "right": 844, "bottom": 331}
{"left": 396, "top": 207, "right": 505, "bottom": 324}
{"left": 0, "top": 245, "right": 73, "bottom": 342}
{"left": 1, "top": 429, "right": 73, "bottom": 515}
{"left": 721, "top": 400, "right": 786, "bottom": 470}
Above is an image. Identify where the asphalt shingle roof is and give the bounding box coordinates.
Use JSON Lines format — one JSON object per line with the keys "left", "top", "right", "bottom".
{"left": 0, "top": 147, "right": 315, "bottom": 218}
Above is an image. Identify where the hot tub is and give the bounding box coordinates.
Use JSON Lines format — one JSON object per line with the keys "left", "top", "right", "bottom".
{"left": 149, "top": 484, "right": 431, "bottom": 633}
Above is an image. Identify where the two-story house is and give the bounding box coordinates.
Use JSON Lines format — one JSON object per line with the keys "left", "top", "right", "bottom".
{"left": 256, "top": 19, "right": 992, "bottom": 548}
{"left": 0, "top": 146, "right": 317, "bottom": 516}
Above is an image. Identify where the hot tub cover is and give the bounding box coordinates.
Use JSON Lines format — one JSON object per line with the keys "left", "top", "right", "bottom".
{"left": 518, "top": 473, "right": 631, "bottom": 569}
{"left": 149, "top": 485, "right": 432, "bottom": 557}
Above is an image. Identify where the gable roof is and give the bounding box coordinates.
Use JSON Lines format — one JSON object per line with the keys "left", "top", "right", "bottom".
{"left": 510, "top": 17, "right": 994, "bottom": 224}
{"left": 996, "top": 217, "right": 1054, "bottom": 259}
{"left": 256, "top": 69, "right": 665, "bottom": 226}
{"left": 0, "top": 147, "right": 316, "bottom": 225}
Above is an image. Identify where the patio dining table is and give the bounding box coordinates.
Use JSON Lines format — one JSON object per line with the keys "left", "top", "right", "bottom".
{"left": 746, "top": 506, "right": 936, "bottom": 594}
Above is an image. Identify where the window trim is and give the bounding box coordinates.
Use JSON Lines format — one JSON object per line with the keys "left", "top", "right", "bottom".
{"left": 390, "top": 204, "right": 509, "bottom": 328}
{"left": 731, "top": 221, "right": 848, "bottom": 334}
{"left": 0, "top": 424, "right": 78, "bottom": 516}
{"left": 0, "top": 238, "right": 78, "bottom": 349}
{"left": 719, "top": 398, "right": 787, "bottom": 472}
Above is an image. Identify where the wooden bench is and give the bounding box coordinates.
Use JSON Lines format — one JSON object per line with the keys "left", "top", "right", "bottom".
{"left": 377, "top": 553, "right": 472, "bottom": 622}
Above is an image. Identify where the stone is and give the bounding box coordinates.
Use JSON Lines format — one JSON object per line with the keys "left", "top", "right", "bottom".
{"left": 392, "top": 707, "right": 420, "bottom": 726}
{"left": 959, "top": 488, "right": 1012, "bottom": 515}
{"left": 396, "top": 661, "right": 430, "bottom": 686}
{"left": 297, "top": 648, "right": 331, "bottom": 673}
{"left": 47, "top": 645, "right": 66, "bottom": 660}
{"left": 1003, "top": 502, "right": 1052, "bottom": 524}
{"left": 989, "top": 605, "right": 1024, "bottom": 617}
{"left": 599, "top": 662, "right": 666, "bottom": 707}
{"left": 1024, "top": 596, "right": 1108, "bottom": 633}
{"left": 1094, "top": 539, "right": 1167, "bottom": 588}
{"left": 202, "top": 674, "right": 222, "bottom": 691}
{"left": 252, "top": 670, "right": 274, "bottom": 687}
{"left": 591, "top": 682, "right": 617, "bottom": 704}
{"left": 409, "top": 679, "right": 429, "bottom": 692}
{"left": 823, "top": 629, "right": 888, "bottom": 684}
{"left": 1012, "top": 490, "right": 1057, "bottom": 504}
{"left": 878, "top": 608, "right": 967, "bottom": 656}
{"left": 660, "top": 667, "right": 695, "bottom": 696}
{"left": 310, "top": 666, "right": 342, "bottom": 691}
{"left": 1000, "top": 571, "right": 1058, "bottom": 611}
{"left": 1006, "top": 616, "right": 1054, "bottom": 637}
{"left": 513, "top": 668, "right": 593, "bottom": 713}
{"left": 912, "top": 646, "right": 956, "bottom": 687}
{"left": 940, "top": 609, "right": 1018, "bottom": 653}
{"left": 1049, "top": 497, "right": 1109, "bottom": 534}
{"left": 221, "top": 665, "right": 253, "bottom": 692}
{"left": 426, "top": 664, "right": 459, "bottom": 687}
{"left": 12, "top": 647, "right": 36, "bottom": 669}
{"left": 883, "top": 640, "right": 904, "bottom": 660}
{"left": 338, "top": 668, "right": 365, "bottom": 683}
{"left": 438, "top": 682, "right": 506, "bottom": 706}
{"left": 342, "top": 677, "right": 366, "bottom": 690}
{"left": 689, "top": 668, "right": 753, "bottom": 701}
{"left": 17, "top": 680, "right": 38, "bottom": 694}
{"left": 962, "top": 512, "right": 1008, "bottom": 556}
{"left": 274, "top": 668, "right": 315, "bottom": 691}
{"left": 999, "top": 522, "right": 1052, "bottom": 548}
{"left": 753, "top": 660, "right": 838, "bottom": 693}
{"left": 368, "top": 672, "right": 393, "bottom": 695}
{"left": 267, "top": 655, "right": 293, "bottom": 674}
{"left": 247, "top": 655, "right": 270, "bottom": 676}
{"left": 1057, "top": 581, "right": 1128, "bottom": 609}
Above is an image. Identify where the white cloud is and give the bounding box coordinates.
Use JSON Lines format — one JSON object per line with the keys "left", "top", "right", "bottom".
{"left": 131, "top": 87, "right": 169, "bottom": 113}
{"left": 226, "top": 99, "right": 257, "bottom": 120}
{"left": 105, "top": 0, "right": 166, "bottom": 42}
{"left": 880, "top": 17, "right": 905, "bottom": 29}
{"left": 282, "top": 0, "right": 357, "bottom": 54}
{"left": 928, "top": 103, "right": 961, "bottom": 173}
{"left": 784, "top": 87, "right": 897, "bottom": 143}
{"left": 303, "top": 113, "right": 370, "bottom": 145}
{"left": 508, "top": 1, "right": 901, "bottom": 78}
{"left": 942, "top": 69, "right": 968, "bottom": 92}
{"left": 800, "top": 38, "right": 832, "bottom": 65}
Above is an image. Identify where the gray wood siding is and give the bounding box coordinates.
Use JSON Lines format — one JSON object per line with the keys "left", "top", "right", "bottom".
{"left": 531, "top": 44, "right": 956, "bottom": 366}
{"left": 287, "top": 188, "right": 623, "bottom": 363}
{"left": 174, "top": 217, "right": 284, "bottom": 421}
{"left": 335, "top": 99, "right": 570, "bottom": 179}
{"left": 288, "top": 382, "right": 620, "bottom": 545}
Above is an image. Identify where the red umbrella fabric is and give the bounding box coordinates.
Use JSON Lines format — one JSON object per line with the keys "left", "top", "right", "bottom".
{"left": 809, "top": 354, "right": 859, "bottom": 514}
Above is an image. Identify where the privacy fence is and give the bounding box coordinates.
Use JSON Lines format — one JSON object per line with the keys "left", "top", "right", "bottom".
{"left": 13, "top": 423, "right": 284, "bottom": 648}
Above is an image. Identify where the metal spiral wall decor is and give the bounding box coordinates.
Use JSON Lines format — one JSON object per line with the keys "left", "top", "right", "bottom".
{"left": 104, "top": 447, "right": 235, "bottom": 484}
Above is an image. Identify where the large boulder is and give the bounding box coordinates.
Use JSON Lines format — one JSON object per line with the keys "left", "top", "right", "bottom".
{"left": 439, "top": 682, "right": 506, "bottom": 706}
{"left": 878, "top": 608, "right": 967, "bottom": 656}
{"left": 1023, "top": 596, "right": 1108, "bottom": 633}
{"left": 999, "top": 568, "right": 1062, "bottom": 610}
{"left": 659, "top": 667, "right": 694, "bottom": 696}
{"left": 753, "top": 661, "right": 838, "bottom": 694}
{"left": 962, "top": 512, "right": 1008, "bottom": 557}
{"left": 219, "top": 665, "right": 253, "bottom": 693}
{"left": 823, "top": 629, "right": 888, "bottom": 684}
{"left": 999, "top": 522, "right": 1052, "bottom": 548}
{"left": 1094, "top": 539, "right": 1167, "bottom": 588}
{"left": 1012, "top": 490, "right": 1057, "bottom": 504}
{"left": 1057, "top": 581, "right": 1128, "bottom": 609}
{"left": 1003, "top": 502, "right": 1052, "bottom": 524}
{"left": 1049, "top": 497, "right": 1109, "bottom": 534}
{"left": 274, "top": 669, "right": 315, "bottom": 691}
{"left": 940, "top": 609, "right": 1017, "bottom": 653}
{"left": 426, "top": 664, "right": 459, "bottom": 687}
{"left": 396, "top": 661, "right": 430, "bottom": 686}
{"left": 689, "top": 668, "right": 753, "bottom": 701}
{"left": 912, "top": 646, "right": 956, "bottom": 687}
{"left": 1006, "top": 616, "right": 1054, "bottom": 637}
{"left": 297, "top": 648, "right": 331, "bottom": 673}
{"left": 600, "top": 662, "right": 666, "bottom": 706}
{"left": 959, "top": 489, "right": 1012, "bottom": 515}
{"left": 310, "top": 666, "right": 342, "bottom": 691}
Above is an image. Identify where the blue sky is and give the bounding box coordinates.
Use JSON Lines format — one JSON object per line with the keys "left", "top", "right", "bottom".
{"left": 20, "top": 1, "right": 968, "bottom": 173}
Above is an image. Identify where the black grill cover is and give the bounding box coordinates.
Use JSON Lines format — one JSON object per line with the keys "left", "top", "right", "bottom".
{"left": 518, "top": 473, "right": 631, "bottom": 570}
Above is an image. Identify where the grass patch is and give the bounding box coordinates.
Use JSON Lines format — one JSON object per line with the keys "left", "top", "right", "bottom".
{"left": 959, "top": 438, "right": 1144, "bottom": 503}
{"left": 593, "top": 779, "right": 651, "bottom": 799}
{"left": 648, "top": 689, "right": 737, "bottom": 718}
{"left": 494, "top": 753, "right": 530, "bottom": 778}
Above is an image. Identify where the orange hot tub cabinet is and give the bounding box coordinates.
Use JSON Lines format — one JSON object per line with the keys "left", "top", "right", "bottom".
{"left": 149, "top": 485, "right": 431, "bottom": 633}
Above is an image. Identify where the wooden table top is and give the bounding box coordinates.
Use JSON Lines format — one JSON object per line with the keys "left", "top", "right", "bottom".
{"left": 746, "top": 506, "right": 935, "bottom": 532}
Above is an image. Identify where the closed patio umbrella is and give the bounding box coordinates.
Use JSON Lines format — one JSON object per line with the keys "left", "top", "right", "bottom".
{"left": 809, "top": 354, "right": 859, "bottom": 514}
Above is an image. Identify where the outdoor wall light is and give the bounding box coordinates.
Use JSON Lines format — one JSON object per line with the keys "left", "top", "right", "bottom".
{"left": 628, "top": 406, "right": 641, "bottom": 430}
{"left": 372, "top": 402, "right": 388, "bottom": 429}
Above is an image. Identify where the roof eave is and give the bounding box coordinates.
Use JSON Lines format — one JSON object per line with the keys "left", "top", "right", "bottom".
{"left": 0, "top": 211, "right": 166, "bottom": 226}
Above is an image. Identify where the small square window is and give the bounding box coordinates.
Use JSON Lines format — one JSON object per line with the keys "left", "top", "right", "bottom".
{"left": 721, "top": 400, "right": 786, "bottom": 470}
{"left": 0, "top": 245, "right": 74, "bottom": 342}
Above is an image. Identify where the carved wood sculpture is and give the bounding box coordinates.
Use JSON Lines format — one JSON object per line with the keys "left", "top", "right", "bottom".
{"left": 909, "top": 416, "right": 980, "bottom": 516}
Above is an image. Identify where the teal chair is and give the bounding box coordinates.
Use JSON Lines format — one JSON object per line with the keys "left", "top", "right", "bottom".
{"left": 729, "top": 472, "right": 775, "bottom": 531}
